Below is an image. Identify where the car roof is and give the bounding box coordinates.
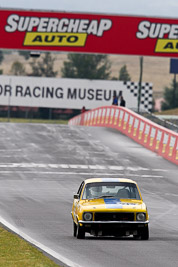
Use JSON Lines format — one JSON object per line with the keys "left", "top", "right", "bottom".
{"left": 84, "top": 178, "right": 137, "bottom": 184}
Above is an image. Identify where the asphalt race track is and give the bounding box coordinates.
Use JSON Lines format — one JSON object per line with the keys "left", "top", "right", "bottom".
{"left": 0, "top": 123, "right": 178, "bottom": 267}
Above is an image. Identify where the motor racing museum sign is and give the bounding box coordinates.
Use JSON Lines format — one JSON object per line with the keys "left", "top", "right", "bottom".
{"left": 1, "top": 8, "right": 178, "bottom": 57}
{"left": 0, "top": 76, "right": 152, "bottom": 111}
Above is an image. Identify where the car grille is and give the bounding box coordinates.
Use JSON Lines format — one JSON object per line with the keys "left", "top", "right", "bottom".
{"left": 94, "top": 212, "right": 134, "bottom": 221}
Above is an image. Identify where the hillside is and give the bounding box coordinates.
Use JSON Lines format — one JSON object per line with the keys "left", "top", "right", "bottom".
{"left": 0, "top": 52, "right": 173, "bottom": 99}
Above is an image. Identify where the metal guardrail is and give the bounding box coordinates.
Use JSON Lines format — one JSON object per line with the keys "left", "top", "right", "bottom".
{"left": 133, "top": 109, "right": 178, "bottom": 133}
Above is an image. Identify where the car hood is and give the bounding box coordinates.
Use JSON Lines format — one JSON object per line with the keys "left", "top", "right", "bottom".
{"left": 80, "top": 198, "right": 146, "bottom": 212}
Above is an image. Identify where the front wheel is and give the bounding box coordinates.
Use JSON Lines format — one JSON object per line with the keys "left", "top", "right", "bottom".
{"left": 140, "top": 226, "right": 149, "bottom": 240}
{"left": 76, "top": 224, "right": 85, "bottom": 239}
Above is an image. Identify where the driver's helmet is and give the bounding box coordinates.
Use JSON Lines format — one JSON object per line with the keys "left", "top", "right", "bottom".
{"left": 89, "top": 186, "right": 102, "bottom": 197}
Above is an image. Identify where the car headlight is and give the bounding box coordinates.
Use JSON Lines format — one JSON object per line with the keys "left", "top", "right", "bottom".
{"left": 136, "top": 213, "right": 146, "bottom": 221}
{"left": 83, "top": 212, "right": 93, "bottom": 221}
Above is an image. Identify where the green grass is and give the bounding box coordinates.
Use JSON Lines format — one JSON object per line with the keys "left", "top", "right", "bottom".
{"left": 154, "top": 108, "right": 178, "bottom": 115}
{"left": 0, "top": 226, "right": 61, "bottom": 267}
{"left": 0, "top": 118, "right": 69, "bottom": 124}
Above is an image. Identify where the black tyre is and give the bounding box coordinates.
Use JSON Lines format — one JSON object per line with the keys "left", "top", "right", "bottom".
{"left": 76, "top": 224, "right": 85, "bottom": 239}
{"left": 141, "top": 226, "right": 149, "bottom": 240}
{"left": 133, "top": 234, "right": 140, "bottom": 240}
{"left": 73, "top": 222, "right": 77, "bottom": 237}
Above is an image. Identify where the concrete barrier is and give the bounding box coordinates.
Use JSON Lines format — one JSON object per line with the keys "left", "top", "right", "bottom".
{"left": 68, "top": 106, "right": 178, "bottom": 165}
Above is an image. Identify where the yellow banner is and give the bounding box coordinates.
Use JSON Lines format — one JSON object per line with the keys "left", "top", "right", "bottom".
{"left": 155, "top": 39, "right": 178, "bottom": 53}
{"left": 24, "top": 32, "right": 87, "bottom": 46}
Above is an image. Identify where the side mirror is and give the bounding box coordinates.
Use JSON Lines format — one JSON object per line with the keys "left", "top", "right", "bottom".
{"left": 74, "top": 194, "right": 79, "bottom": 199}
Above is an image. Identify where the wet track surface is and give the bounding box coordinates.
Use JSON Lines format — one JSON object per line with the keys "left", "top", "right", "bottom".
{"left": 0, "top": 123, "right": 178, "bottom": 267}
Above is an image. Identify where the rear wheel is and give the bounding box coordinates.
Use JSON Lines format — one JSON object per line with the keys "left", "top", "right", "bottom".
{"left": 73, "top": 222, "right": 77, "bottom": 237}
{"left": 140, "top": 226, "right": 149, "bottom": 240}
{"left": 76, "top": 224, "right": 85, "bottom": 239}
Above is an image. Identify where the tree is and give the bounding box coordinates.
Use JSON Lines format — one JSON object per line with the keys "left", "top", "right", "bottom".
{"left": 11, "top": 61, "right": 26, "bottom": 75}
{"left": 61, "top": 54, "right": 111, "bottom": 79}
{"left": 19, "top": 51, "right": 31, "bottom": 60}
{"left": 118, "top": 65, "right": 131, "bottom": 81}
{"left": 161, "top": 79, "right": 178, "bottom": 110}
{"left": 29, "top": 52, "right": 58, "bottom": 77}
{"left": 0, "top": 51, "right": 4, "bottom": 64}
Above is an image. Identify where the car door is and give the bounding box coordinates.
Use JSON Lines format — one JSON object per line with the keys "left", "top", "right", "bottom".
{"left": 72, "top": 181, "right": 85, "bottom": 223}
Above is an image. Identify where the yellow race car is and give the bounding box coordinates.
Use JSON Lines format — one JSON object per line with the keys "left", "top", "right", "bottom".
{"left": 71, "top": 178, "right": 149, "bottom": 239}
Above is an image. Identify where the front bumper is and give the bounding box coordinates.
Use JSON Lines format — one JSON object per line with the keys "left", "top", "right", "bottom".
{"left": 78, "top": 220, "right": 149, "bottom": 236}
{"left": 79, "top": 220, "right": 149, "bottom": 224}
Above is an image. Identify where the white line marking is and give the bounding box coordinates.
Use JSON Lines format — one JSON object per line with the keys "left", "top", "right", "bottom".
{"left": 141, "top": 175, "right": 163, "bottom": 178}
{"left": 109, "top": 166, "right": 124, "bottom": 170}
{"left": 0, "top": 170, "right": 164, "bottom": 178}
{"left": 0, "top": 149, "right": 22, "bottom": 152}
{"left": 89, "top": 165, "right": 106, "bottom": 169}
{"left": 59, "top": 164, "right": 69, "bottom": 168}
{"left": 127, "top": 167, "right": 149, "bottom": 171}
{"left": 0, "top": 163, "right": 168, "bottom": 173}
{"left": 0, "top": 216, "right": 81, "bottom": 267}
{"left": 151, "top": 169, "right": 168, "bottom": 172}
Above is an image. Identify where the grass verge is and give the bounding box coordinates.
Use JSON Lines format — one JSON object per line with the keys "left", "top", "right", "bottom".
{"left": 0, "top": 225, "right": 61, "bottom": 267}
{"left": 0, "top": 118, "right": 69, "bottom": 124}
{"left": 154, "top": 108, "right": 178, "bottom": 115}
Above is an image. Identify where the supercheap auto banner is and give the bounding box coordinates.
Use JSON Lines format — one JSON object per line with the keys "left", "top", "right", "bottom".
{"left": 1, "top": 8, "right": 178, "bottom": 57}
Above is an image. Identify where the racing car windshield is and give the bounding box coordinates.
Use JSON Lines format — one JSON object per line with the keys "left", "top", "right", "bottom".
{"left": 82, "top": 182, "right": 141, "bottom": 200}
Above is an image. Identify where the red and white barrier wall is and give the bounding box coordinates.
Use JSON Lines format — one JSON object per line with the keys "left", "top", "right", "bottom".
{"left": 68, "top": 106, "right": 178, "bottom": 165}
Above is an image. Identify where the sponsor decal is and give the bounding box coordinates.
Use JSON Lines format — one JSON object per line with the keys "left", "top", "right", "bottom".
{"left": 104, "top": 198, "right": 123, "bottom": 209}
{"left": 24, "top": 32, "right": 87, "bottom": 47}
{"left": 104, "top": 199, "right": 137, "bottom": 209}
{"left": 114, "top": 109, "right": 119, "bottom": 125}
{"left": 128, "top": 115, "right": 134, "bottom": 133}
{"left": 101, "top": 109, "right": 106, "bottom": 124}
{"left": 110, "top": 108, "right": 115, "bottom": 124}
{"left": 137, "top": 20, "right": 178, "bottom": 54}
{"left": 93, "top": 110, "right": 98, "bottom": 125}
{"left": 169, "top": 136, "right": 176, "bottom": 157}
{"left": 149, "top": 127, "right": 156, "bottom": 147}
{"left": 101, "top": 178, "right": 120, "bottom": 182}
{"left": 144, "top": 124, "right": 150, "bottom": 143}
{"left": 176, "top": 143, "right": 178, "bottom": 160}
{"left": 105, "top": 108, "right": 110, "bottom": 124}
{"left": 123, "top": 112, "right": 129, "bottom": 130}
{"left": 97, "top": 108, "right": 102, "bottom": 124}
{"left": 133, "top": 119, "right": 139, "bottom": 137}
{"left": 90, "top": 111, "right": 94, "bottom": 125}
{"left": 139, "top": 121, "right": 144, "bottom": 139}
{"left": 162, "top": 133, "right": 169, "bottom": 153}
{"left": 119, "top": 110, "right": 124, "bottom": 127}
{"left": 84, "top": 113, "right": 88, "bottom": 125}
{"left": 156, "top": 130, "right": 162, "bottom": 150}
{"left": 5, "top": 14, "right": 112, "bottom": 48}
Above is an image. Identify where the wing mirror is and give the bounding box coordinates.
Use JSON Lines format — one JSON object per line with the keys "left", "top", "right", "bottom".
{"left": 73, "top": 194, "right": 79, "bottom": 199}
